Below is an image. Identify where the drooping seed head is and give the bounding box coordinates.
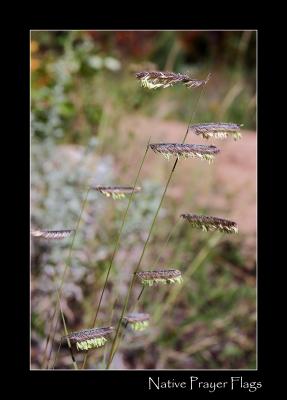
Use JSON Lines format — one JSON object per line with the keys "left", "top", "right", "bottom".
{"left": 92, "top": 185, "right": 141, "bottom": 200}
{"left": 136, "top": 269, "right": 183, "bottom": 286}
{"left": 123, "top": 313, "right": 150, "bottom": 331}
{"left": 189, "top": 122, "right": 243, "bottom": 141}
{"left": 149, "top": 143, "right": 220, "bottom": 163}
{"left": 181, "top": 214, "right": 238, "bottom": 234}
{"left": 135, "top": 71, "right": 210, "bottom": 90}
{"left": 64, "top": 327, "right": 114, "bottom": 352}
{"left": 31, "top": 229, "right": 75, "bottom": 240}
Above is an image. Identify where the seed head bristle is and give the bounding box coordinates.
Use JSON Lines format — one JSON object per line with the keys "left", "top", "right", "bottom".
{"left": 31, "top": 229, "right": 75, "bottom": 239}
{"left": 64, "top": 327, "right": 114, "bottom": 352}
{"left": 190, "top": 122, "right": 243, "bottom": 141}
{"left": 92, "top": 185, "right": 141, "bottom": 200}
{"left": 149, "top": 143, "right": 220, "bottom": 163}
{"left": 135, "top": 71, "right": 210, "bottom": 90}
{"left": 136, "top": 269, "right": 183, "bottom": 286}
{"left": 124, "top": 313, "right": 150, "bottom": 331}
{"left": 181, "top": 214, "right": 238, "bottom": 234}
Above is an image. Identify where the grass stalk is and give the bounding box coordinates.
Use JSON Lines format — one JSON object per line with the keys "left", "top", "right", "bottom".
{"left": 81, "top": 137, "right": 151, "bottom": 369}
{"left": 51, "top": 338, "right": 62, "bottom": 369}
{"left": 42, "top": 187, "right": 90, "bottom": 369}
{"left": 106, "top": 82, "right": 208, "bottom": 368}
{"left": 135, "top": 218, "right": 181, "bottom": 305}
{"left": 57, "top": 291, "right": 78, "bottom": 369}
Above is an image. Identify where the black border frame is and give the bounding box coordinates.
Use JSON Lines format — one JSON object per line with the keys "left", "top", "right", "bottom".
{"left": 8, "top": 14, "right": 275, "bottom": 394}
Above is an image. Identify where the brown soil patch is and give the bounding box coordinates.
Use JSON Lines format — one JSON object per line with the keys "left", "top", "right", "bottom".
{"left": 118, "top": 116, "right": 256, "bottom": 258}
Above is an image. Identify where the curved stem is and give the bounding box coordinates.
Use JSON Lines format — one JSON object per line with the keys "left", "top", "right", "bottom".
{"left": 106, "top": 81, "right": 208, "bottom": 369}
{"left": 81, "top": 137, "right": 151, "bottom": 369}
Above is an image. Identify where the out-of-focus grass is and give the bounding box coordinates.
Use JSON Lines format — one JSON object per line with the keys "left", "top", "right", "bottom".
{"left": 31, "top": 31, "right": 256, "bottom": 370}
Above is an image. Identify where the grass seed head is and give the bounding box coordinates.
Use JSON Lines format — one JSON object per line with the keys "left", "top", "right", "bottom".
{"left": 31, "top": 229, "right": 75, "bottom": 239}
{"left": 92, "top": 186, "right": 141, "bottom": 199}
{"left": 124, "top": 313, "right": 150, "bottom": 331}
{"left": 181, "top": 214, "right": 238, "bottom": 234}
{"left": 190, "top": 122, "right": 243, "bottom": 141}
{"left": 150, "top": 143, "right": 220, "bottom": 163}
{"left": 135, "top": 71, "right": 210, "bottom": 90}
{"left": 64, "top": 327, "right": 114, "bottom": 352}
{"left": 136, "top": 269, "right": 183, "bottom": 286}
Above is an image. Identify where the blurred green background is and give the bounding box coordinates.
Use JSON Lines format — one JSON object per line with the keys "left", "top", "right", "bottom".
{"left": 31, "top": 31, "right": 256, "bottom": 369}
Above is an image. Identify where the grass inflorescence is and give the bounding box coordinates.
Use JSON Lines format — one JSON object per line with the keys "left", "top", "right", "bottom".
{"left": 92, "top": 185, "right": 142, "bottom": 200}
{"left": 150, "top": 143, "right": 220, "bottom": 163}
{"left": 181, "top": 213, "right": 238, "bottom": 234}
{"left": 136, "top": 269, "right": 183, "bottom": 286}
{"left": 135, "top": 71, "right": 210, "bottom": 90}
{"left": 123, "top": 313, "right": 150, "bottom": 331}
{"left": 189, "top": 122, "right": 243, "bottom": 141}
{"left": 64, "top": 327, "right": 114, "bottom": 352}
{"left": 31, "top": 229, "right": 75, "bottom": 239}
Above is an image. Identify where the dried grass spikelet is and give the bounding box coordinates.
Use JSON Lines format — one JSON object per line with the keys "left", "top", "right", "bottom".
{"left": 190, "top": 122, "right": 243, "bottom": 141}
{"left": 31, "top": 229, "right": 75, "bottom": 239}
{"left": 136, "top": 269, "right": 183, "bottom": 287}
{"left": 92, "top": 185, "right": 141, "bottom": 200}
{"left": 150, "top": 143, "right": 220, "bottom": 163}
{"left": 123, "top": 313, "right": 150, "bottom": 331}
{"left": 64, "top": 327, "right": 114, "bottom": 352}
{"left": 181, "top": 214, "right": 238, "bottom": 234}
{"left": 135, "top": 71, "right": 210, "bottom": 90}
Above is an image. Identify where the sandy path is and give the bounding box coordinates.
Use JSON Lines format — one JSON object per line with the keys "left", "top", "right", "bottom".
{"left": 118, "top": 116, "right": 256, "bottom": 258}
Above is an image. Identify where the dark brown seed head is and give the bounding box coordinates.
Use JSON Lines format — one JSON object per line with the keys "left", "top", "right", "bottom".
{"left": 124, "top": 313, "right": 150, "bottom": 323}
{"left": 136, "top": 269, "right": 183, "bottom": 286}
{"left": 66, "top": 327, "right": 114, "bottom": 343}
{"left": 91, "top": 185, "right": 141, "bottom": 199}
{"left": 189, "top": 122, "right": 242, "bottom": 140}
{"left": 149, "top": 143, "right": 220, "bottom": 162}
{"left": 181, "top": 214, "right": 238, "bottom": 234}
{"left": 135, "top": 71, "right": 210, "bottom": 90}
{"left": 64, "top": 327, "right": 114, "bottom": 351}
{"left": 31, "top": 229, "right": 75, "bottom": 239}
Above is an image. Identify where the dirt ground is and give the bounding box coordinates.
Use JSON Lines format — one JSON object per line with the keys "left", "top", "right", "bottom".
{"left": 58, "top": 115, "right": 256, "bottom": 264}
{"left": 118, "top": 116, "right": 256, "bottom": 263}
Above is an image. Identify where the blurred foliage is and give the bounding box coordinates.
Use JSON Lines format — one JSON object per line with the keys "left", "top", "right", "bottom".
{"left": 31, "top": 31, "right": 256, "bottom": 370}
{"left": 31, "top": 31, "right": 256, "bottom": 146}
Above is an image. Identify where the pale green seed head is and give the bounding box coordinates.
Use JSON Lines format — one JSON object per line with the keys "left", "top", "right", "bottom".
{"left": 141, "top": 77, "right": 171, "bottom": 90}
{"left": 75, "top": 336, "right": 107, "bottom": 351}
{"left": 111, "top": 193, "right": 126, "bottom": 200}
{"left": 131, "top": 320, "right": 149, "bottom": 331}
{"left": 141, "top": 276, "right": 182, "bottom": 286}
{"left": 233, "top": 131, "right": 242, "bottom": 141}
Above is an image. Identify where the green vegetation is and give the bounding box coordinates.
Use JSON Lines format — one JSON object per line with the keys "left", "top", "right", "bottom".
{"left": 31, "top": 31, "right": 256, "bottom": 370}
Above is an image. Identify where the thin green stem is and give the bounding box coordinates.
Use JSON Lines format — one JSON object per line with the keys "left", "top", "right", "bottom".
{"left": 57, "top": 291, "right": 78, "bottom": 370}
{"left": 42, "top": 187, "right": 90, "bottom": 369}
{"left": 46, "top": 312, "right": 60, "bottom": 369}
{"left": 154, "top": 218, "right": 181, "bottom": 266}
{"left": 106, "top": 80, "right": 208, "bottom": 369}
{"left": 51, "top": 338, "right": 62, "bottom": 369}
{"left": 137, "top": 286, "right": 145, "bottom": 301}
{"left": 133, "top": 219, "right": 181, "bottom": 307}
{"left": 81, "top": 137, "right": 151, "bottom": 369}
